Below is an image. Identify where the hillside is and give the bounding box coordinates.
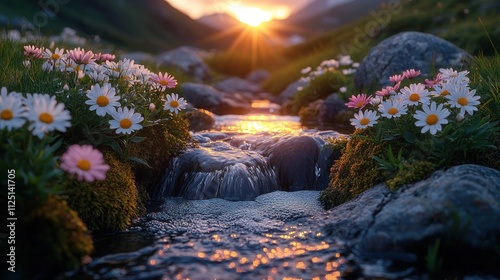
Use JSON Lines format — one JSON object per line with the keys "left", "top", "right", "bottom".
{"left": 0, "top": 0, "right": 219, "bottom": 52}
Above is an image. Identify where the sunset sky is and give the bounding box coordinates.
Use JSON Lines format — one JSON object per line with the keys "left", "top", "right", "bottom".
{"left": 167, "top": 0, "right": 314, "bottom": 20}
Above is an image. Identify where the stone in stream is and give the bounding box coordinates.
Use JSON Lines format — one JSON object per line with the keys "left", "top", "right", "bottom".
{"left": 321, "top": 164, "right": 500, "bottom": 267}
{"left": 181, "top": 82, "right": 251, "bottom": 115}
{"left": 354, "top": 31, "right": 471, "bottom": 90}
{"left": 157, "top": 141, "right": 279, "bottom": 201}
{"left": 214, "top": 76, "right": 262, "bottom": 94}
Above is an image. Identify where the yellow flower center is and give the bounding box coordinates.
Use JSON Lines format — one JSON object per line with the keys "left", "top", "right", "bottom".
{"left": 457, "top": 97, "right": 469, "bottom": 106}
{"left": 96, "top": 96, "right": 109, "bottom": 107}
{"left": 1, "top": 109, "right": 13, "bottom": 120}
{"left": 120, "top": 118, "right": 132, "bottom": 129}
{"left": 360, "top": 118, "right": 370, "bottom": 126}
{"left": 388, "top": 108, "right": 398, "bottom": 115}
{"left": 170, "top": 100, "right": 179, "bottom": 108}
{"left": 409, "top": 93, "right": 420, "bottom": 102}
{"left": 39, "top": 112, "right": 54, "bottom": 124}
{"left": 440, "top": 90, "right": 450, "bottom": 96}
{"left": 76, "top": 159, "right": 91, "bottom": 171}
{"left": 51, "top": 53, "right": 60, "bottom": 60}
{"left": 159, "top": 80, "right": 169, "bottom": 86}
{"left": 426, "top": 114, "right": 439, "bottom": 125}
{"left": 355, "top": 101, "right": 365, "bottom": 108}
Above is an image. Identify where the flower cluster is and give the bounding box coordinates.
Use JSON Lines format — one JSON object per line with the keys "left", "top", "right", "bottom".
{"left": 0, "top": 87, "right": 71, "bottom": 138}
{"left": 298, "top": 55, "right": 359, "bottom": 90}
{"left": 347, "top": 68, "right": 480, "bottom": 135}
{"left": 23, "top": 45, "right": 188, "bottom": 135}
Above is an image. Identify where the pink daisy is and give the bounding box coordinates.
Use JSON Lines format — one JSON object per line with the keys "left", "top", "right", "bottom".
{"left": 376, "top": 86, "right": 397, "bottom": 97}
{"left": 150, "top": 72, "right": 177, "bottom": 88}
{"left": 345, "top": 93, "right": 372, "bottom": 109}
{"left": 389, "top": 74, "right": 405, "bottom": 84}
{"left": 23, "top": 45, "right": 43, "bottom": 59}
{"left": 67, "top": 47, "right": 95, "bottom": 65}
{"left": 93, "top": 53, "right": 116, "bottom": 63}
{"left": 402, "top": 69, "right": 422, "bottom": 79}
{"left": 425, "top": 73, "right": 443, "bottom": 88}
{"left": 60, "top": 144, "right": 109, "bottom": 182}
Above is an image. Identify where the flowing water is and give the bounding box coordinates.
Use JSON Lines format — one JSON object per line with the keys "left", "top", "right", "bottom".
{"left": 61, "top": 113, "right": 420, "bottom": 280}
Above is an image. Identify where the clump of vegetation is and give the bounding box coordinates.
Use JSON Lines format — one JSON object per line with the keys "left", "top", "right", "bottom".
{"left": 65, "top": 150, "right": 139, "bottom": 231}
{"left": 320, "top": 130, "right": 385, "bottom": 208}
{"left": 386, "top": 161, "right": 436, "bottom": 190}
{"left": 127, "top": 115, "right": 191, "bottom": 196}
{"left": 19, "top": 196, "right": 93, "bottom": 277}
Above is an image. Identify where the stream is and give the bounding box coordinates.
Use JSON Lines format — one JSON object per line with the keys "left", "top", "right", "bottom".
{"left": 61, "top": 113, "right": 421, "bottom": 280}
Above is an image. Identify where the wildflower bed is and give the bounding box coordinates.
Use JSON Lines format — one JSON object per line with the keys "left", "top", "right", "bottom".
{"left": 0, "top": 41, "right": 191, "bottom": 276}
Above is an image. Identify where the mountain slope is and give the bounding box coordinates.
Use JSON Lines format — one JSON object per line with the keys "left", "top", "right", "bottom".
{"left": 198, "top": 13, "right": 241, "bottom": 30}
{"left": 0, "top": 0, "right": 219, "bottom": 52}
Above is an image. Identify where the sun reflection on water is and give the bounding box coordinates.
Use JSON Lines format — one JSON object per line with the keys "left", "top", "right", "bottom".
{"left": 215, "top": 114, "right": 302, "bottom": 134}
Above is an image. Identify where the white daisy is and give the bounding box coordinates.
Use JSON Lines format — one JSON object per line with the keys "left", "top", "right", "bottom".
{"left": 350, "top": 109, "right": 379, "bottom": 129}
{"left": 401, "top": 83, "right": 430, "bottom": 106}
{"left": 439, "top": 68, "right": 469, "bottom": 83}
{"left": 25, "top": 94, "right": 72, "bottom": 139}
{"left": 378, "top": 99, "right": 407, "bottom": 119}
{"left": 162, "top": 93, "right": 187, "bottom": 114}
{"left": 85, "top": 83, "right": 121, "bottom": 116}
{"left": 432, "top": 83, "right": 455, "bottom": 97}
{"left": 414, "top": 102, "right": 450, "bottom": 135}
{"left": 109, "top": 107, "right": 143, "bottom": 134}
{"left": 446, "top": 86, "right": 480, "bottom": 116}
{"left": 0, "top": 88, "right": 27, "bottom": 131}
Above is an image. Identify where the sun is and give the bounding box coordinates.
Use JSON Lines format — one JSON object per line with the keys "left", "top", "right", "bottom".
{"left": 230, "top": 6, "right": 272, "bottom": 27}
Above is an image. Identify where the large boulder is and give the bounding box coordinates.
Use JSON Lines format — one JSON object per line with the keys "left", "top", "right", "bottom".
{"left": 245, "top": 69, "right": 271, "bottom": 84}
{"left": 354, "top": 32, "right": 471, "bottom": 90}
{"left": 323, "top": 164, "right": 500, "bottom": 265}
{"left": 277, "top": 79, "right": 309, "bottom": 104}
{"left": 158, "top": 47, "right": 211, "bottom": 82}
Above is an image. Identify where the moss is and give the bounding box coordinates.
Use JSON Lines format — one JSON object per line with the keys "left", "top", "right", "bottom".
{"left": 320, "top": 130, "right": 385, "bottom": 209}
{"left": 386, "top": 161, "right": 436, "bottom": 191}
{"left": 127, "top": 114, "right": 191, "bottom": 196}
{"left": 66, "top": 150, "right": 139, "bottom": 232}
{"left": 19, "top": 195, "right": 93, "bottom": 277}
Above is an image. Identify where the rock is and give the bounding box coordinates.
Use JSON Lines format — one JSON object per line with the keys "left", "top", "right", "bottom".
{"left": 158, "top": 47, "right": 210, "bottom": 82}
{"left": 157, "top": 142, "right": 279, "bottom": 201}
{"left": 181, "top": 83, "right": 250, "bottom": 115}
{"left": 354, "top": 31, "right": 471, "bottom": 90}
{"left": 185, "top": 109, "right": 215, "bottom": 132}
{"left": 214, "top": 77, "right": 262, "bottom": 94}
{"left": 277, "top": 79, "right": 309, "bottom": 104}
{"left": 322, "top": 164, "right": 500, "bottom": 265}
{"left": 298, "top": 93, "right": 351, "bottom": 132}
{"left": 245, "top": 69, "right": 271, "bottom": 84}
{"left": 119, "top": 52, "right": 155, "bottom": 63}
{"left": 262, "top": 135, "right": 340, "bottom": 191}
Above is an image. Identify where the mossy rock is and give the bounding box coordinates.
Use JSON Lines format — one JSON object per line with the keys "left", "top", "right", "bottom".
{"left": 66, "top": 150, "right": 139, "bottom": 232}
{"left": 386, "top": 161, "right": 436, "bottom": 191}
{"left": 19, "top": 195, "right": 93, "bottom": 277}
{"left": 127, "top": 115, "right": 191, "bottom": 195}
{"left": 320, "top": 130, "right": 385, "bottom": 209}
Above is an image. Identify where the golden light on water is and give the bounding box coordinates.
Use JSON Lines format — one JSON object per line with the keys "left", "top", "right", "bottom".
{"left": 216, "top": 114, "right": 302, "bottom": 134}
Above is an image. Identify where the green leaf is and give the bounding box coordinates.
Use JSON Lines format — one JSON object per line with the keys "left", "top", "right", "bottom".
{"left": 127, "top": 156, "right": 151, "bottom": 168}
{"left": 130, "top": 136, "right": 147, "bottom": 143}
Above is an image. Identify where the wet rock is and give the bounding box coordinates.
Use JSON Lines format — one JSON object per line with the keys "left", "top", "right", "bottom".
{"left": 214, "top": 77, "right": 262, "bottom": 94}
{"left": 157, "top": 142, "right": 279, "bottom": 201}
{"left": 318, "top": 93, "right": 349, "bottom": 128}
{"left": 323, "top": 164, "right": 500, "bottom": 265}
{"left": 354, "top": 31, "right": 471, "bottom": 90}
{"left": 261, "top": 135, "right": 340, "bottom": 191}
{"left": 185, "top": 109, "right": 215, "bottom": 132}
{"left": 245, "top": 69, "right": 271, "bottom": 84}
{"left": 158, "top": 47, "right": 210, "bottom": 82}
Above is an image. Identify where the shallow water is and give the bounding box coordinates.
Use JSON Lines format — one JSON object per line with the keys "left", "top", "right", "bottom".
{"left": 61, "top": 114, "right": 422, "bottom": 279}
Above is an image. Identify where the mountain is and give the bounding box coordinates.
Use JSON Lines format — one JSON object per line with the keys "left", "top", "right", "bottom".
{"left": 0, "top": 0, "right": 220, "bottom": 52}
{"left": 197, "top": 13, "right": 242, "bottom": 31}
{"left": 283, "top": 0, "right": 387, "bottom": 34}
